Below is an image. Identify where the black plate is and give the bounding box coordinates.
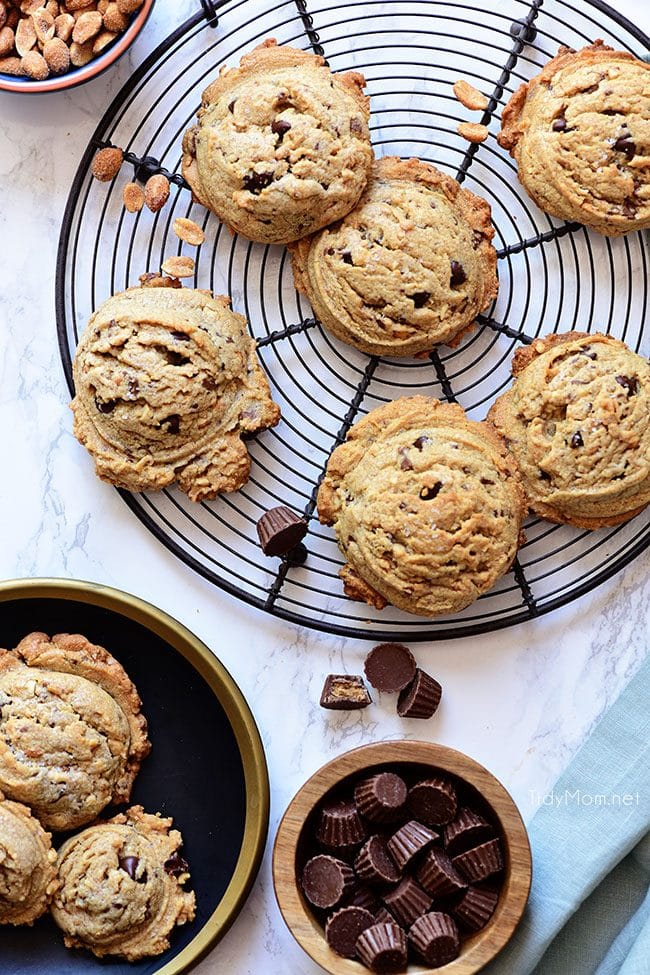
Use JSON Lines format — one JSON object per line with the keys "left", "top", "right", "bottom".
{"left": 0, "top": 580, "right": 269, "bottom": 975}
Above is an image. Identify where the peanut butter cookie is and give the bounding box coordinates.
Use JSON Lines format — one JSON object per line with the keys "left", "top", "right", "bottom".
{"left": 498, "top": 41, "right": 650, "bottom": 236}
{"left": 289, "top": 157, "right": 498, "bottom": 356}
{"left": 317, "top": 396, "right": 525, "bottom": 617}
{"left": 488, "top": 332, "right": 650, "bottom": 527}
{"left": 182, "top": 39, "right": 373, "bottom": 244}
{"left": 71, "top": 286, "right": 280, "bottom": 501}
{"left": 0, "top": 791, "right": 58, "bottom": 925}
{"left": 52, "top": 806, "right": 195, "bottom": 960}
{"left": 0, "top": 632, "right": 150, "bottom": 831}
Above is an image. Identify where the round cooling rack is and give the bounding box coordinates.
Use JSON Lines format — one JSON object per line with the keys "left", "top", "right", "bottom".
{"left": 56, "top": 0, "right": 650, "bottom": 641}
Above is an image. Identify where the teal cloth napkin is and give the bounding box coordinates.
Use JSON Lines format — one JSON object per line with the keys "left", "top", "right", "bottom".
{"left": 484, "top": 655, "right": 650, "bottom": 975}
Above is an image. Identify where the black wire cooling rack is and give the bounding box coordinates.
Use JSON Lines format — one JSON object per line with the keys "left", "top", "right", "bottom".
{"left": 56, "top": 0, "right": 650, "bottom": 640}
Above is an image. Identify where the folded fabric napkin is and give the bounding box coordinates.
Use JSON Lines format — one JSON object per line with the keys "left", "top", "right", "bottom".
{"left": 484, "top": 654, "right": 650, "bottom": 975}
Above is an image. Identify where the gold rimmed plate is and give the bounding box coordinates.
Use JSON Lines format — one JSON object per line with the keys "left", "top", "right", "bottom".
{"left": 0, "top": 578, "right": 269, "bottom": 975}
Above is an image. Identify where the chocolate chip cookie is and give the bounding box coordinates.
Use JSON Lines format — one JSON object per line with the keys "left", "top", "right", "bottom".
{"left": 182, "top": 39, "right": 373, "bottom": 244}
{"left": 498, "top": 41, "right": 650, "bottom": 236}
{"left": 51, "top": 806, "right": 195, "bottom": 961}
{"left": 317, "top": 396, "right": 525, "bottom": 616}
{"left": 488, "top": 332, "right": 650, "bottom": 528}
{"left": 71, "top": 286, "right": 280, "bottom": 501}
{"left": 0, "top": 632, "right": 150, "bottom": 831}
{"left": 0, "top": 791, "right": 58, "bottom": 926}
{"left": 289, "top": 157, "right": 498, "bottom": 356}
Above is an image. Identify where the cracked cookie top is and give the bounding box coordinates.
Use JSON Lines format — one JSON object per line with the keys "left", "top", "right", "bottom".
{"left": 317, "top": 396, "right": 525, "bottom": 617}
{"left": 71, "top": 286, "right": 280, "bottom": 501}
{"left": 498, "top": 41, "right": 650, "bottom": 236}
{"left": 0, "top": 791, "right": 58, "bottom": 926}
{"left": 52, "top": 806, "right": 195, "bottom": 961}
{"left": 289, "top": 157, "right": 498, "bottom": 356}
{"left": 488, "top": 332, "right": 650, "bottom": 528}
{"left": 182, "top": 39, "right": 373, "bottom": 244}
{"left": 0, "top": 633, "right": 150, "bottom": 831}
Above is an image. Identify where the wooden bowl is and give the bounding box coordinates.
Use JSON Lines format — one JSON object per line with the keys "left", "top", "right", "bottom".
{"left": 273, "top": 741, "right": 531, "bottom": 974}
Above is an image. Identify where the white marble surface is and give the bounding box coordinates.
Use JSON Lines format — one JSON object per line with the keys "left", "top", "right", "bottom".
{"left": 0, "top": 1, "right": 649, "bottom": 972}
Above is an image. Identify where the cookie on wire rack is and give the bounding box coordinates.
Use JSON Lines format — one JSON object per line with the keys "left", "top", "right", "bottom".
{"left": 71, "top": 285, "right": 280, "bottom": 502}
{"left": 182, "top": 39, "right": 373, "bottom": 245}
{"left": 498, "top": 41, "right": 650, "bottom": 236}
{"left": 289, "top": 156, "right": 498, "bottom": 357}
{"left": 317, "top": 396, "right": 525, "bottom": 617}
{"left": 488, "top": 331, "right": 650, "bottom": 528}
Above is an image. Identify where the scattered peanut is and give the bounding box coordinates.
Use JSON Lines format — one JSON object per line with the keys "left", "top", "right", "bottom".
{"left": 457, "top": 121, "right": 489, "bottom": 143}
{"left": 161, "top": 255, "right": 196, "bottom": 279}
{"left": 144, "top": 173, "right": 170, "bottom": 212}
{"left": 123, "top": 181, "right": 145, "bottom": 212}
{"left": 20, "top": 0, "right": 42, "bottom": 14}
{"left": 453, "top": 79, "right": 489, "bottom": 111}
{"left": 91, "top": 145, "right": 123, "bottom": 181}
{"left": 45, "top": 1, "right": 60, "bottom": 16}
{"left": 173, "top": 217, "right": 205, "bottom": 247}
{"left": 0, "top": 5, "right": 6, "bottom": 30}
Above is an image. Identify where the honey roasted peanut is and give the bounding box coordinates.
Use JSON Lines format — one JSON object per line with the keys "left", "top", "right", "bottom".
{"left": 144, "top": 174, "right": 170, "bottom": 213}
{"left": 0, "top": 0, "right": 145, "bottom": 81}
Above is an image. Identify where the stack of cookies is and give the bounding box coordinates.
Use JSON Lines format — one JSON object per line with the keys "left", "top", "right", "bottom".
{"left": 0, "top": 631, "right": 195, "bottom": 960}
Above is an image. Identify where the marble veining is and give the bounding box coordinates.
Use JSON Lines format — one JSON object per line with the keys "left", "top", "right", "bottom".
{"left": 0, "top": 0, "right": 648, "bottom": 972}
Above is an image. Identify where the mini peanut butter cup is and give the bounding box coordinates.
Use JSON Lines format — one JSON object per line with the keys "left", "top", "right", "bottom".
{"left": 355, "top": 835, "right": 401, "bottom": 885}
{"left": 315, "top": 800, "right": 367, "bottom": 850}
{"left": 348, "top": 884, "right": 381, "bottom": 914}
{"left": 256, "top": 505, "right": 307, "bottom": 556}
{"left": 301, "top": 854, "right": 355, "bottom": 910}
{"left": 387, "top": 820, "right": 439, "bottom": 871}
{"left": 444, "top": 807, "right": 493, "bottom": 856}
{"left": 355, "top": 772, "right": 408, "bottom": 824}
{"left": 320, "top": 674, "right": 372, "bottom": 710}
{"left": 452, "top": 838, "right": 503, "bottom": 883}
{"left": 382, "top": 876, "right": 432, "bottom": 928}
{"left": 364, "top": 643, "right": 417, "bottom": 693}
{"left": 415, "top": 848, "right": 467, "bottom": 898}
{"left": 397, "top": 669, "right": 442, "bottom": 719}
{"left": 325, "top": 906, "right": 375, "bottom": 958}
{"left": 409, "top": 911, "right": 460, "bottom": 966}
{"left": 452, "top": 885, "right": 499, "bottom": 932}
{"left": 356, "top": 922, "right": 408, "bottom": 973}
{"left": 375, "top": 905, "right": 401, "bottom": 928}
{"left": 407, "top": 776, "right": 457, "bottom": 826}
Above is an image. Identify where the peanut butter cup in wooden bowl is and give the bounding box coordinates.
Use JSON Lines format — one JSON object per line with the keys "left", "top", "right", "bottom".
{"left": 273, "top": 741, "right": 531, "bottom": 974}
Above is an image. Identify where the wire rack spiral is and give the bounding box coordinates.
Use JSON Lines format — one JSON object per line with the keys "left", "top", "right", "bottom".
{"left": 57, "top": 0, "right": 650, "bottom": 640}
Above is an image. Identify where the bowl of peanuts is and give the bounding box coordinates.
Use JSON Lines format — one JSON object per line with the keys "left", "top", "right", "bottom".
{"left": 0, "top": 0, "right": 153, "bottom": 93}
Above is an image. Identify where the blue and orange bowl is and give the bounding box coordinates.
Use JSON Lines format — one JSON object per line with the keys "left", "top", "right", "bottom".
{"left": 0, "top": 0, "right": 154, "bottom": 94}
